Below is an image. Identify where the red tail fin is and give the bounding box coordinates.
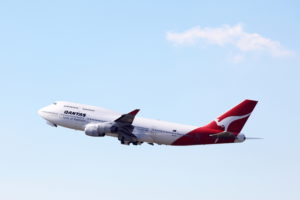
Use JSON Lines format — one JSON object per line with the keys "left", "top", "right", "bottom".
{"left": 204, "top": 99, "right": 258, "bottom": 134}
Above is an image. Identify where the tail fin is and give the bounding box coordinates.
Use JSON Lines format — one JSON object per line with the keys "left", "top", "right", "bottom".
{"left": 204, "top": 99, "right": 258, "bottom": 134}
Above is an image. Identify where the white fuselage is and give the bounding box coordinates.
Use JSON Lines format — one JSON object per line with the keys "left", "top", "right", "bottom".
{"left": 38, "top": 101, "right": 197, "bottom": 145}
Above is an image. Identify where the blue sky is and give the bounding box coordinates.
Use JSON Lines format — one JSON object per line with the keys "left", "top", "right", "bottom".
{"left": 0, "top": 0, "right": 299, "bottom": 199}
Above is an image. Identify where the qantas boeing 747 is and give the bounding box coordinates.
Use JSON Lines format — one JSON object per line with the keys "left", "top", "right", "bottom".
{"left": 38, "top": 100, "right": 258, "bottom": 146}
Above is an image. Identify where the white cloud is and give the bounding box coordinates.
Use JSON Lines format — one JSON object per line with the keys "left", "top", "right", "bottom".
{"left": 166, "top": 24, "right": 293, "bottom": 58}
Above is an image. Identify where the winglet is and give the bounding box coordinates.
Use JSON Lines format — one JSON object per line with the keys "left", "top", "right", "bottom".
{"left": 128, "top": 109, "right": 140, "bottom": 116}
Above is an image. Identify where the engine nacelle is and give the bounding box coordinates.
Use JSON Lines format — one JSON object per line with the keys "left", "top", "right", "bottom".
{"left": 85, "top": 122, "right": 116, "bottom": 137}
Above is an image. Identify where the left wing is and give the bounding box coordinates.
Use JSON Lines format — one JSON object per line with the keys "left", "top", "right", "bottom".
{"left": 114, "top": 109, "right": 140, "bottom": 145}
{"left": 115, "top": 109, "right": 140, "bottom": 124}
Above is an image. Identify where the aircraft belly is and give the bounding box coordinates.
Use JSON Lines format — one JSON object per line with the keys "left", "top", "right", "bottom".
{"left": 153, "top": 133, "right": 183, "bottom": 145}
{"left": 133, "top": 129, "right": 154, "bottom": 143}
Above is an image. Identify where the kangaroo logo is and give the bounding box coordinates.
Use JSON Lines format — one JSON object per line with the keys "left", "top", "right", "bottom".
{"left": 214, "top": 113, "right": 251, "bottom": 132}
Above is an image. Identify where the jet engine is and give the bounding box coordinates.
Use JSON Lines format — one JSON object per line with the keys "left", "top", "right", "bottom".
{"left": 84, "top": 122, "right": 118, "bottom": 137}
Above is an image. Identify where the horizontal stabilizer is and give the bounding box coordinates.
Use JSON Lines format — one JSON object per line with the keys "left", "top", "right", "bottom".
{"left": 209, "top": 131, "right": 236, "bottom": 138}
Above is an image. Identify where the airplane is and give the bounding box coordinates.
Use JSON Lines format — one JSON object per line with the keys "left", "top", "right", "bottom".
{"left": 38, "top": 99, "right": 258, "bottom": 146}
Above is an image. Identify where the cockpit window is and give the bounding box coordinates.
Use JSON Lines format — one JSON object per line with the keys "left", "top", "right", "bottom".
{"left": 53, "top": 102, "right": 57, "bottom": 105}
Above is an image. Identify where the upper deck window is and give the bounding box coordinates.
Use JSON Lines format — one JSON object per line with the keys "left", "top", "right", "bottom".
{"left": 64, "top": 105, "right": 79, "bottom": 109}
{"left": 82, "top": 108, "right": 95, "bottom": 112}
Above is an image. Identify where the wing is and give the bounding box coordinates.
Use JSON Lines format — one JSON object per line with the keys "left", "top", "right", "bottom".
{"left": 114, "top": 109, "right": 140, "bottom": 145}
{"left": 114, "top": 109, "right": 140, "bottom": 124}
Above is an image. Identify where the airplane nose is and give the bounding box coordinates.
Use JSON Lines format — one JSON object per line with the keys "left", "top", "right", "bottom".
{"left": 38, "top": 108, "right": 44, "bottom": 117}
{"left": 38, "top": 107, "right": 47, "bottom": 118}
